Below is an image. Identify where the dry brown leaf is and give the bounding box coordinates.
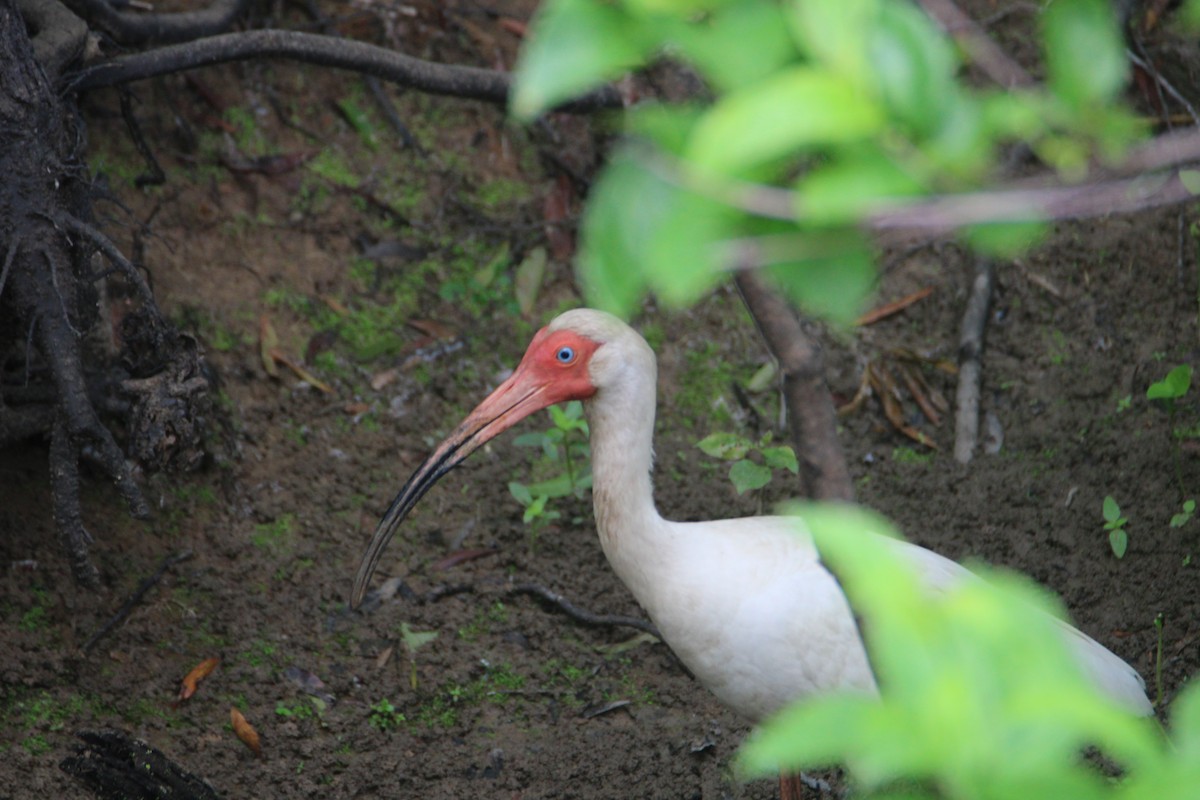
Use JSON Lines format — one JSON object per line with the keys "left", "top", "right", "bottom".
{"left": 370, "top": 368, "right": 399, "bottom": 391}
{"left": 178, "top": 657, "right": 220, "bottom": 702}
{"left": 258, "top": 316, "right": 279, "bottom": 378}
{"left": 856, "top": 286, "right": 934, "bottom": 326}
{"left": 406, "top": 318, "right": 457, "bottom": 340}
{"left": 230, "top": 707, "right": 263, "bottom": 758}
{"left": 269, "top": 348, "right": 334, "bottom": 394}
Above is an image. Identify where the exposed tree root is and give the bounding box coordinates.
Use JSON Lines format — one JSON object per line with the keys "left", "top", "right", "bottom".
{"left": 61, "top": 729, "right": 222, "bottom": 800}
{"left": 1, "top": 0, "right": 211, "bottom": 585}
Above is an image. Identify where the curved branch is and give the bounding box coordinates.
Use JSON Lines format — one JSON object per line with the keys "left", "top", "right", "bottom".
{"left": 68, "top": 29, "right": 624, "bottom": 113}
{"left": 70, "top": 0, "right": 250, "bottom": 46}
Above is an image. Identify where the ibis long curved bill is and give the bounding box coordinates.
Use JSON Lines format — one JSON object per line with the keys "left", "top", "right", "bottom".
{"left": 350, "top": 325, "right": 601, "bottom": 608}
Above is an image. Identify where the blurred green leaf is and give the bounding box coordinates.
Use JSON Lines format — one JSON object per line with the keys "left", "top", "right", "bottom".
{"left": 729, "top": 460, "right": 772, "bottom": 494}
{"left": 797, "top": 147, "right": 924, "bottom": 223}
{"left": 508, "top": 481, "right": 533, "bottom": 506}
{"left": 1042, "top": 0, "right": 1126, "bottom": 111}
{"left": 697, "top": 432, "right": 754, "bottom": 460}
{"left": 765, "top": 244, "right": 876, "bottom": 325}
{"left": 1103, "top": 495, "right": 1122, "bottom": 524}
{"left": 786, "top": 0, "right": 874, "bottom": 85}
{"left": 578, "top": 149, "right": 734, "bottom": 315}
{"left": 740, "top": 502, "right": 1157, "bottom": 793}
{"left": 686, "top": 67, "right": 883, "bottom": 175}
{"left": 963, "top": 220, "right": 1048, "bottom": 258}
{"left": 866, "top": 0, "right": 957, "bottom": 138}
{"left": 511, "top": 0, "right": 650, "bottom": 120}
{"left": 670, "top": 1, "right": 797, "bottom": 93}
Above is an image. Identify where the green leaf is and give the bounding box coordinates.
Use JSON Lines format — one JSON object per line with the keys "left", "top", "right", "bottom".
{"left": 1147, "top": 365, "right": 1193, "bottom": 401}
{"left": 669, "top": 1, "right": 798, "bottom": 93}
{"left": 399, "top": 622, "right": 439, "bottom": 653}
{"left": 1180, "top": 170, "right": 1200, "bottom": 196}
{"left": 785, "top": 0, "right": 875, "bottom": 85}
{"left": 963, "top": 220, "right": 1048, "bottom": 258}
{"left": 697, "top": 432, "right": 753, "bottom": 461}
{"left": 578, "top": 149, "right": 734, "bottom": 315}
{"left": 745, "top": 361, "right": 777, "bottom": 393}
{"left": 765, "top": 244, "right": 876, "bottom": 326}
{"left": 1109, "top": 527, "right": 1128, "bottom": 559}
{"left": 686, "top": 67, "right": 883, "bottom": 175}
{"left": 1042, "top": 0, "right": 1126, "bottom": 110}
{"left": 511, "top": 0, "right": 650, "bottom": 120}
{"left": 509, "top": 481, "right": 533, "bottom": 506}
{"left": 729, "top": 459, "right": 772, "bottom": 494}
{"left": 866, "top": 0, "right": 957, "bottom": 138}
{"left": 761, "top": 445, "right": 799, "bottom": 474}
{"left": 1102, "top": 495, "right": 1121, "bottom": 524}
{"left": 797, "top": 147, "right": 924, "bottom": 224}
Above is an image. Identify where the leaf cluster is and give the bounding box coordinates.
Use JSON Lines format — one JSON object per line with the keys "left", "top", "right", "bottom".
{"left": 513, "top": 0, "right": 1141, "bottom": 324}
{"left": 740, "top": 503, "right": 1200, "bottom": 800}
{"left": 696, "top": 431, "right": 798, "bottom": 494}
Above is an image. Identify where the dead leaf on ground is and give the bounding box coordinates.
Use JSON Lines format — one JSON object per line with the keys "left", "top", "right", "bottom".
{"left": 230, "top": 708, "right": 263, "bottom": 758}
{"left": 269, "top": 349, "right": 335, "bottom": 394}
{"left": 258, "top": 316, "right": 279, "bottom": 377}
{"left": 856, "top": 286, "right": 934, "bottom": 326}
{"left": 406, "top": 318, "right": 457, "bottom": 340}
{"left": 515, "top": 246, "right": 548, "bottom": 316}
{"left": 178, "top": 657, "right": 220, "bottom": 703}
{"left": 432, "top": 548, "right": 498, "bottom": 572}
{"left": 370, "top": 368, "right": 399, "bottom": 391}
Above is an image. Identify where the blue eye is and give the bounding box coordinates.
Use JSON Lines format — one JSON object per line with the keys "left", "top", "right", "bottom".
{"left": 556, "top": 346, "right": 575, "bottom": 363}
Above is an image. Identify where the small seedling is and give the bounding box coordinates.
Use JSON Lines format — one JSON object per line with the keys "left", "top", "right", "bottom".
{"left": 1147, "top": 364, "right": 1193, "bottom": 497}
{"left": 697, "top": 432, "right": 798, "bottom": 504}
{"left": 1103, "top": 495, "right": 1128, "bottom": 559}
{"left": 400, "top": 622, "right": 438, "bottom": 691}
{"left": 1170, "top": 499, "right": 1195, "bottom": 529}
{"left": 509, "top": 400, "right": 592, "bottom": 548}
{"left": 368, "top": 698, "right": 405, "bottom": 731}
{"left": 1153, "top": 613, "right": 1165, "bottom": 709}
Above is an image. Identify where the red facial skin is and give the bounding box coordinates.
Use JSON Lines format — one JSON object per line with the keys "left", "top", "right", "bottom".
{"left": 350, "top": 326, "right": 601, "bottom": 608}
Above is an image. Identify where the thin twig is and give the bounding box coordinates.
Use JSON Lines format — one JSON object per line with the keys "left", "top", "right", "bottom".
{"left": 83, "top": 549, "right": 194, "bottom": 653}
{"left": 953, "top": 260, "right": 996, "bottom": 464}
{"left": 509, "top": 583, "right": 661, "bottom": 639}
{"left": 916, "top": 0, "right": 1032, "bottom": 88}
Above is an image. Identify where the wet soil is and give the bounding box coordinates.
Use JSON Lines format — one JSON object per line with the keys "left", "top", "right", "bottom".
{"left": 1, "top": 4, "right": 1198, "bottom": 799}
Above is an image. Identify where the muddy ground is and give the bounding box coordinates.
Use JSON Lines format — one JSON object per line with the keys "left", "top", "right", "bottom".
{"left": 1, "top": 3, "right": 1198, "bottom": 799}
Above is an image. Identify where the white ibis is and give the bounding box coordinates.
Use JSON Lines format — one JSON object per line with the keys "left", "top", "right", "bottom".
{"left": 351, "top": 308, "right": 1152, "bottom": 797}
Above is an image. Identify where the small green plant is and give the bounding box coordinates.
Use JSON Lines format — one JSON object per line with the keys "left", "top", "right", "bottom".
{"left": 1102, "top": 495, "right": 1128, "bottom": 559}
{"left": 368, "top": 698, "right": 405, "bottom": 731}
{"left": 399, "top": 622, "right": 439, "bottom": 691}
{"left": 1171, "top": 499, "right": 1195, "bottom": 529}
{"left": 1153, "top": 613, "right": 1165, "bottom": 709}
{"left": 274, "top": 705, "right": 316, "bottom": 724}
{"left": 1148, "top": 364, "right": 1194, "bottom": 498}
{"left": 697, "top": 432, "right": 798, "bottom": 500}
{"left": 508, "top": 401, "right": 592, "bottom": 547}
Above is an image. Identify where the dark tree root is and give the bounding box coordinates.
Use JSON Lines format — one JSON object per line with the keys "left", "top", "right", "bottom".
{"left": 72, "top": 0, "right": 250, "bottom": 47}
{"left": 1, "top": 0, "right": 212, "bottom": 586}
{"left": 68, "top": 28, "right": 624, "bottom": 113}
{"left": 61, "top": 729, "right": 222, "bottom": 800}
